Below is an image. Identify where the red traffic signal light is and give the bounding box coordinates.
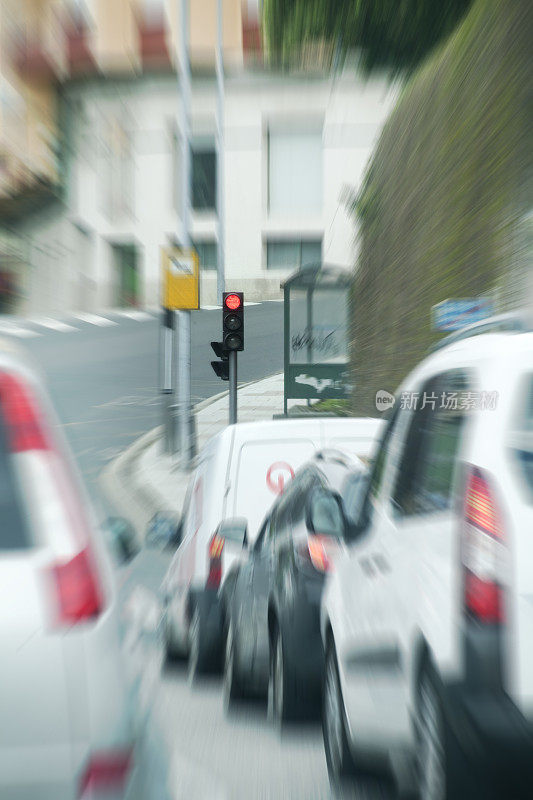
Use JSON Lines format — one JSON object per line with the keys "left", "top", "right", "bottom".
{"left": 222, "top": 292, "right": 244, "bottom": 352}
{"left": 224, "top": 293, "right": 242, "bottom": 311}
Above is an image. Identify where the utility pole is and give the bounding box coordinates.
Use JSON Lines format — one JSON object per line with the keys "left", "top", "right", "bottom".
{"left": 216, "top": 0, "right": 225, "bottom": 304}
{"left": 177, "top": 0, "right": 194, "bottom": 467}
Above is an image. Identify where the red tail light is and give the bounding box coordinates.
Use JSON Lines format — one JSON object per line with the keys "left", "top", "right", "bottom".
{"left": 298, "top": 535, "right": 337, "bottom": 573}
{"left": 78, "top": 748, "right": 133, "bottom": 797}
{"left": 462, "top": 468, "right": 507, "bottom": 624}
{"left": 206, "top": 532, "right": 224, "bottom": 589}
{"left": 0, "top": 372, "right": 49, "bottom": 451}
{"left": 0, "top": 371, "right": 105, "bottom": 626}
{"left": 50, "top": 547, "right": 103, "bottom": 625}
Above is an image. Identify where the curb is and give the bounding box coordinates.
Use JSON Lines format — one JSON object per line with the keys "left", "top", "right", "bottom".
{"left": 99, "top": 373, "right": 282, "bottom": 536}
{"left": 99, "top": 426, "right": 164, "bottom": 541}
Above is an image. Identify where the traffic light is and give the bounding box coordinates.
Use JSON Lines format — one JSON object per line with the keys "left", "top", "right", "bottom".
{"left": 211, "top": 340, "right": 229, "bottom": 381}
{"left": 223, "top": 292, "right": 244, "bottom": 351}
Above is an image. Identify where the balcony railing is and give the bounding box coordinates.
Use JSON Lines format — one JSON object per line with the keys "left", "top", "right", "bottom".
{"left": 66, "top": 20, "right": 97, "bottom": 76}
{"left": 137, "top": 12, "right": 172, "bottom": 71}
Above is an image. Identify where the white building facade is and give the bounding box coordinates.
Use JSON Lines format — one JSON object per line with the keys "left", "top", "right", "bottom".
{"left": 15, "top": 69, "right": 395, "bottom": 312}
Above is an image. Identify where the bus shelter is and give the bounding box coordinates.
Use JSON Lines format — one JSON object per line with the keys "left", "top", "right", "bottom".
{"left": 282, "top": 264, "right": 352, "bottom": 415}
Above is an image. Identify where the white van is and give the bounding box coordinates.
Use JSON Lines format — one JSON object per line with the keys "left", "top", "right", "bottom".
{"left": 161, "top": 417, "right": 383, "bottom": 679}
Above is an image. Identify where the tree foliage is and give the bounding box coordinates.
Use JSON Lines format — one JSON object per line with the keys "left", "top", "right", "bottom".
{"left": 350, "top": 0, "right": 532, "bottom": 414}
{"left": 263, "top": 0, "right": 474, "bottom": 74}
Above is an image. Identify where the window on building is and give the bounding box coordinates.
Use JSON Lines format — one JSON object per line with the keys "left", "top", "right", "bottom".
{"left": 102, "top": 113, "right": 134, "bottom": 221}
{"left": 171, "top": 125, "right": 181, "bottom": 215}
{"left": 193, "top": 240, "right": 217, "bottom": 271}
{"left": 268, "top": 129, "right": 322, "bottom": 216}
{"left": 266, "top": 239, "right": 322, "bottom": 270}
{"left": 191, "top": 141, "right": 216, "bottom": 211}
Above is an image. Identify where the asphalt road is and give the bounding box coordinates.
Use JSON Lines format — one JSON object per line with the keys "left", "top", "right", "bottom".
{"left": 152, "top": 665, "right": 394, "bottom": 800}
{"left": 5, "top": 303, "right": 283, "bottom": 487}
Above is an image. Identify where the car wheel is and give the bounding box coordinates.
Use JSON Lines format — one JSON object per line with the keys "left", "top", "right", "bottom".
{"left": 223, "top": 620, "right": 244, "bottom": 708}
{"left": 187, "top": 600, "right": 212, "bottom": 682}
{"left": 323, "top": 644, "right": 358, "bottom": 788}
{"left": 416, "top": 664, "right": 486, "bottom": 800}
{"left": 163, "top": 606, "right": 184, "bottom": 664}
{"left": 268, "top": 624, "right": 298, "bottom": 726}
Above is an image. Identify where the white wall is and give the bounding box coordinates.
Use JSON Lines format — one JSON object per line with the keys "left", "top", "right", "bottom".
{"left": 16, "top": 70, "right": 396, "bottom": 312}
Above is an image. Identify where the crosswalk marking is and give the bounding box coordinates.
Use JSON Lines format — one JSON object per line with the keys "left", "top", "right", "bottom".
{"left": 112, "top": 309, "right": 152, "bottom": 321}
{"left": 0, "top": 301, "right": 270, "bottom": 339}
{"left": 71, "top": 312, "right": 118, "bottom": 327}
{"left": 201, "top": 302, "right": 261, "bottom": 310}
{"left": 33, "top": 317, "right": 79, "bottom": 333}
{"left": 0, "top": 323, "right": 40, "bottom": 338}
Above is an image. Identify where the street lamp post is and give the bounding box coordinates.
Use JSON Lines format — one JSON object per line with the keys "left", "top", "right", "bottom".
{"left": 177, "top": 0, "right": 193, "bottom": 467}
{"left": 216, "top": 0, "right": 225, "bottom": 305}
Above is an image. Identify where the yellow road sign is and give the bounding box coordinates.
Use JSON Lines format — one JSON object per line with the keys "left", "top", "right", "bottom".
{"left": 161, "top": 247, "right": 200, "bottom": 310}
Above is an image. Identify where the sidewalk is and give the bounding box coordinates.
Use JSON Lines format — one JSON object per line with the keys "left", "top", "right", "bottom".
{"left": 100, "top": 373, "right": 295, "bottom": 539}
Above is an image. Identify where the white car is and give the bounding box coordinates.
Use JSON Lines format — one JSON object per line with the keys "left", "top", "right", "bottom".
{"left": 321, "top": 316, "right": 533, "bottom": 799}
{"left": 0, "top": 338, "right": 169, "bottom": 800}
{"left": 162, "top": 417, "right": 382, "bottom": 680}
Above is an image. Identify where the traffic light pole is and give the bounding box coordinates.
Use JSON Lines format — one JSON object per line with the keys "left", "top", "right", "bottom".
{"left": 212, "top": 292, "right": 243, "bottom": 424}
{"left": 229, "top": 350, "right": 237, "bottom": 424}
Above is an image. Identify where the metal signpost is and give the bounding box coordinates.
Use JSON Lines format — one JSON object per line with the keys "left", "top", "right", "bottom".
{"left": 282, "top": 265, "right": 352, "bottom": 415}
{"left": 432, "top": 297, "right": 494, "bottom": 331}
{"left": 160, "top": 246, "right": 199, "bottom": 458}
{"left": 160, "top": 307, "right": 175, "bottom": 453}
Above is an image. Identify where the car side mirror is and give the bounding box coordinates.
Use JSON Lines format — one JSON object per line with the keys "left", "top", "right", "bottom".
{"left": 347, "top": 488, "right": 372, "bottom": 542}
{"left": 145, "top": 512, "right": 181, "bottom": 550}
{"left": 105, "top": 516, "right": 138, "bottom": 564}
{"left": 306, "top": 490, "right": 346, "bottom": 539}
{"left": 216, "top": 517, "right": 248, "bottom": 549}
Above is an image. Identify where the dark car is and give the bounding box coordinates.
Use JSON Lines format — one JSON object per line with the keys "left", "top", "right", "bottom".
{"left": 222, "top": 449, "right": 369, "bottom": 725}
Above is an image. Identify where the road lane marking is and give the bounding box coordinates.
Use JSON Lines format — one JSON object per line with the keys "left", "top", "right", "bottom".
{"left": 33, "top": 317, "right": 79, "bottom": 332}
{"left": 201, "top": 302, "right": 261, "bottom": 310}
{"left": 0, "top": 323, "right": 40, "bottom": 338}
{"left": 72, "top": 312, "right": 118, "bottom": 326}
{"left": 112, "top": 309, "right": 152, "bottom": 321}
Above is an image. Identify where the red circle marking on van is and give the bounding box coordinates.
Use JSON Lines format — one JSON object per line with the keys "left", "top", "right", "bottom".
{"left": 266, "top": 462, "right": 294, "bottom": 495}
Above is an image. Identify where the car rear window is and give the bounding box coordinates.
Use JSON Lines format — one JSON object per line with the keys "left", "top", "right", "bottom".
{"left": 0, "top": 414, "right": 32, "bottom": 550}
{"left": 511, "top": 374, "right": 533, "bottom": 502}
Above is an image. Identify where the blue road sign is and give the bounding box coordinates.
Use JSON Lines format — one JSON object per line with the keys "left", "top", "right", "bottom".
{"left": 432, "top": 298, "right": 493, "bottom": 331}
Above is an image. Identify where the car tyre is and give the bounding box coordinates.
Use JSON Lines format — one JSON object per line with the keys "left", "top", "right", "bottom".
{"left": 416, "top": 663, "right": 488, "bottom": 800}
{"left": 268, "top": 623, "right": 299, "bottom": 726}
{"left": 323, "top": 643, "right": 359, "bottom": 790}
{"left": 163, "top": 607, "right": 184, "bottom": 665}
{"left": 188, "top": 598, "right": 213, "bottom": 682}
{"left": 223, "top": 619, "right": 245, "bottom": 708}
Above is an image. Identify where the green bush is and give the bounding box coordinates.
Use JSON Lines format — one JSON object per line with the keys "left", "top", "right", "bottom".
{"left": 351, "top": 0, "right": 532, "bottom": 415}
